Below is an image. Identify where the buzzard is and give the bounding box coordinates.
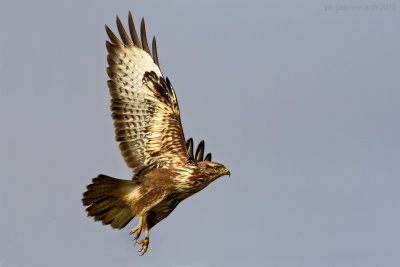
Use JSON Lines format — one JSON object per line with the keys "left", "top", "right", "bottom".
{"left": 82, "top": 12, "right": 230, "bottom": 255}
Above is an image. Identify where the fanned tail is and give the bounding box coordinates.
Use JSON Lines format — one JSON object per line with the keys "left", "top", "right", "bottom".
{"left": 82, "top": 174, "right": 138, "bottom": 229}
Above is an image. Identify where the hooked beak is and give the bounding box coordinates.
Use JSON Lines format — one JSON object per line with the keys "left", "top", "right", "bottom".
{"left": 224, "top": 168, "right": 231, "bottom": 177}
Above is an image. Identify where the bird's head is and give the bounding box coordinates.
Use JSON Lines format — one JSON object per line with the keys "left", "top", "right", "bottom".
{"left": 197, "top": 161, "right": 230, "bottom": 180}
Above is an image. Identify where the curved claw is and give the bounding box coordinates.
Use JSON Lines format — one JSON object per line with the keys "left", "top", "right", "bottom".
{"left": 137, "top": 238, "right": 149, "bottom": 255}
{"left": 134, "top": 239, "right": 144, "bottom": 246}
{"left": 128, "top": 216, "right": 149, "bottom": 255}
{"left": 129, "top": 226, "right": 142, "bottom": 240}
{"left": 129, "top": 226, "right": 139, "bottom": 235}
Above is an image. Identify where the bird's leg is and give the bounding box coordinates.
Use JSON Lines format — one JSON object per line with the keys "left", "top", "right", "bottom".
{"left": 129, "top": 216, "right": 143, "bottom": 240}
{"left": 129, "top": 216, "right": 150, "bottom": 255}
{"left": 135, "top": 227, "right": 149, "bottom": 256}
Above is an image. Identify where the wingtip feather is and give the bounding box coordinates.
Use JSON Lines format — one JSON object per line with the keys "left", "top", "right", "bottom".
{"left": 116, "top": 15, "right": 132, "bottom": 46}
{"left": 105, "top": 24, "right": 121, "bottom": 45}
{"left": 152, "top": 36, "right": 160, "bottom": 66}
{"left": 186, "top": 138, "right": 194, "bottom": 160}
{"left": 128, "top": 11, "right": 142, "bottom": 48}
{"left": 140, "top": 18, "right": 151, "bottom": 54}
{"left": 195, "top": 140, "right": 205, "bottom": 161}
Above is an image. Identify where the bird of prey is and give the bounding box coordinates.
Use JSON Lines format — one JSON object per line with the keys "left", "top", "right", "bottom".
{"left": 82, "top": 12, "right": 230, "bottom": 255}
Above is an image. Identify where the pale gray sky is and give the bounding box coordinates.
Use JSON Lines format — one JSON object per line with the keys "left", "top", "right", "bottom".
{"left": 1, "top": 0, "right": 399, "bottom": 266}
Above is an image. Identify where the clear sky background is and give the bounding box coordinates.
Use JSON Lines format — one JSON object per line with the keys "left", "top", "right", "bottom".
{"left": 1, "top": 1, "right": 399, "bottom": 266}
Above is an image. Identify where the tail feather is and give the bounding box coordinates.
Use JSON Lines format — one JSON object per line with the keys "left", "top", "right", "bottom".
{"left": 82, "top": 174, "right": 138, "bottom": 229}
{"left": 111, "top": 208, "right": 133, "bottom": 228}
{"left": 86, "top": 197, "right": 115, "bottom": 215}
{"left": 103, "top": 206, "right": 124, "bottom": 224}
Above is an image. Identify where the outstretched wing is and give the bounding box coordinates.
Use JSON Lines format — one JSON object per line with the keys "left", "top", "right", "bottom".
{"left": 106, "top": 12, "right": 190, "bottom": 175}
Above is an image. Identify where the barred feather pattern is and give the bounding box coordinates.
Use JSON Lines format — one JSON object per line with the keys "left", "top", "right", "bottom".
{"left": 106, "top": 14, "right": 190, "bottom": 175}
{"left": 82, "top": 175, "right": 138, "bottom": 229}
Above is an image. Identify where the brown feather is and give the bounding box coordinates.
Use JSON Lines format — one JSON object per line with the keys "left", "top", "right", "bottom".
{"left": 140, "top": 18, "right": 151, "bottom": 54}
{"left": 116, "top": 16, "right": 132, "bottom": 46}
{"left": 128, "top": 11, "right": 142, "bottom": 48}
{"left": 195, "top": 140, "right": 205, "bottom": 161}
{"left": 105, "top": 25, "right": 121, "bottom": 45}
{"left": 82, "top": 175, "right": 137, "bottom": 229}
{"left": 186, "top": 138, "right": 194, "bottom": 160}
{"left": 152, "top": 36, "right": 159, "bottom": 66}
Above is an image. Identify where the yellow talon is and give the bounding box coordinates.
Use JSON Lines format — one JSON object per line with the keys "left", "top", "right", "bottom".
{"left": 129, "top": 217, "right": 149, "bottom": 255}
{"left": 129, "top": 225, "right": 142, "bottom": 240}
{"left": 136, "top": 238, "right": 149, "bottom": 255}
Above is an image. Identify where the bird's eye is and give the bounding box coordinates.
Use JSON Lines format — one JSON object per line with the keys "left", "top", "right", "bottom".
{"left": 214, "top": 166, "right": 219, "bottom": 171}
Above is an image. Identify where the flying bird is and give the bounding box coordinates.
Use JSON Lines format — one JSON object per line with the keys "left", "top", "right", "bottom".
{"left": 82, "top": 12, "right": 230, "bottom": 255}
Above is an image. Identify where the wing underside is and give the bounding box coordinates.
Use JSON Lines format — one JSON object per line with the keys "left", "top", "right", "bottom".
{"left": 106, "top": 12, "right": 190, "bottom": 175}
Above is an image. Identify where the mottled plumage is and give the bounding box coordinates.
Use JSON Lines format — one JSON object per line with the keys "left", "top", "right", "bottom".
{"left": 82, "top": 12, "right": 230, "bottom": 255}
